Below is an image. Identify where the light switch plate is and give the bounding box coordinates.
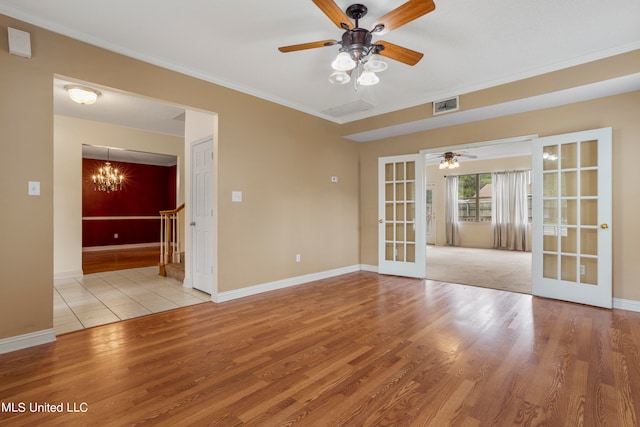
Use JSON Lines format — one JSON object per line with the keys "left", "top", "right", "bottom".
{"left": 28, "top": 181, "right": 40, "bottom": 196}
{"left": 232, "top": 191, "right": 242, "bottom": 202}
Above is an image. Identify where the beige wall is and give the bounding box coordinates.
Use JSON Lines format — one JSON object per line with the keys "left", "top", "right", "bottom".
{"left": 1, "top": 13, "right": 638, "bottom": 344}
{"left": 53, "top": 116, "right": 185, "bottom": 278}
{"left": 0, "top": 15, "right": 359, "bottom": 340}
{"left": 359, "top": 91, "right": 640, "bottom": 301}
{"left": 427, "top": 155, "right": 532, "bottom": 248}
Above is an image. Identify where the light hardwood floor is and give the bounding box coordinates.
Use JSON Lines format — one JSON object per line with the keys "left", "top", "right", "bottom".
{"left": 2, "top": 272, "right": 639, "bottom": 425}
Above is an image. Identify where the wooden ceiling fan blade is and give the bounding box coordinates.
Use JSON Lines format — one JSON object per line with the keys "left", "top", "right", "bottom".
{"left": 372, "top": 0, "right": 436, "bottom": 36}
{"left": 312, "top": 0, "right": 353, "bottom": 30}
{"left": 377, "top": 41, "right": 424, "bottom": 66}
{"left": 278, "top": 40, "right": 337, "bottom": 53}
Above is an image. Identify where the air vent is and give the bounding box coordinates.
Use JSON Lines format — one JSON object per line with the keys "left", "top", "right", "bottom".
{"left": 433, "top": 96, "right": 459, "bottom": 115}
{"left": 321, "top": 100, "right": 375, "bottom": 118}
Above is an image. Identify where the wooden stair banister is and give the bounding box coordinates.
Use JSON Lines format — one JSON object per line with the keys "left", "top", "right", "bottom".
{"left": 159, "top": 203, "right": 185, "bottom": 278}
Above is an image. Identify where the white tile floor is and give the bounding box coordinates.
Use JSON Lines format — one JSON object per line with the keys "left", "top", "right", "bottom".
{"left": 54, "top": 266, "right": 211, "bottom": 335}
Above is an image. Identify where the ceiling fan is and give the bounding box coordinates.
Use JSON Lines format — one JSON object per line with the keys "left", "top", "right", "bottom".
{"left": 428, "top": 151, "right": 477, "bottom": 169}
{"left": 278, "top": 0, "right": 436, "bottom": 85}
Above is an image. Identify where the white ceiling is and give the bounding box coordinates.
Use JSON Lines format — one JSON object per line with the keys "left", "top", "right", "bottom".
{"left": 2, "top": 0, "right": 639, "bottom": 126}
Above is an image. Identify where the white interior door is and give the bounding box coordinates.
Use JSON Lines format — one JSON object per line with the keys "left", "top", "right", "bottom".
{"left": 378, "top": 154, "right": 426, "bottom": 278}
{"left": 532, "top": 128, "right": 612, "bottom": 308}
{"left": 191, "top": 138, "right": 214, "bottom": 294}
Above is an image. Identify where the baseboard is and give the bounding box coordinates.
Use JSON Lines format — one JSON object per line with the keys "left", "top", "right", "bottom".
{"left": 360, "top": 264, "right": 379, "bottom": 273}
{"left": 82, "top": 242, "right": 160, "bottom": 252}
{"left": 212, "top": 265, "right": 362, "bottom": 303}
{"left": 182, "top": 277, "right": 193, "bottom": 289}
{"left": 0, "top": 329, "right": 56, "bottom": 355}
{"left": 614, "top": 298, "right": 640, "bottom": 313}
{"left": 54, "top": 270, "right": 84, "bottom": 280}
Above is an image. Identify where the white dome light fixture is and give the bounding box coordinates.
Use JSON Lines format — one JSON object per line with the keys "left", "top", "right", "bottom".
{"left": 65, "top": 85, "right": 101, "bottom": 105}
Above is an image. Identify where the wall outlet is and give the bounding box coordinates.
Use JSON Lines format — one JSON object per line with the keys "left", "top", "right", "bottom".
{"left": 114, "top": 233, "right": 119, "bottom": 239}
{"left": 580, "top": 264, "right": 586, "bottom": 275}
{"left": 331, "top": 176, "right": 339, "bottom": 183}
{"left": 296, "top": 254, "right": 301, "bottom": 263}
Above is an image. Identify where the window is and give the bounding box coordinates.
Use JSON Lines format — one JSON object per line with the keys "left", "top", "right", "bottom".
{"left": 458, "top": 173, "right": 492, "bottom": 222}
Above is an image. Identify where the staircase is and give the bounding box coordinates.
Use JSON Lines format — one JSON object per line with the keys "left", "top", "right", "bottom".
{"left": 163, "top": 252, "right": 185, "bottom": 282}
{"left": 159, "top": 204, "right": 185, "bottom": 282}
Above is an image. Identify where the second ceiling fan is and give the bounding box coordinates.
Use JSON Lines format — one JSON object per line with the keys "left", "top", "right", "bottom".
{"left": 278, "top": 0, "right": 436, "bottom": 85}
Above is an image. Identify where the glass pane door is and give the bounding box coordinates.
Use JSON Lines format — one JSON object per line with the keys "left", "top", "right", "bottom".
{"left": 533, "top": 128, "right": 612, "bottom": 308}
{"left": 426, "top": 184, "right": 436, "bottom": 244}
{"left": 378, "top": 155, "right": 425, "bottom": 278}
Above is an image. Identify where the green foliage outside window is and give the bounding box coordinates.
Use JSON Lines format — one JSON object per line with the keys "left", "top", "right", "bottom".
{"left": 458, "top": 173, "right": 492, "bottom": 222}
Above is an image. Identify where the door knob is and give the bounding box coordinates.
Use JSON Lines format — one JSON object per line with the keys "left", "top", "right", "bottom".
{"left": 600, "top": 223, "right": 609, "bottom": 229}
{"left": 379, "top": 219, "right": 384, "bottom": 224}
{"left": 190, "top": 221, "right": 196, "bottom": 226}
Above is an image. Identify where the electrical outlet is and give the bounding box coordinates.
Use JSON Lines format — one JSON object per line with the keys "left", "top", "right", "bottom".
{"left": 296, "top": 254, "right": 301, "bottom": 263}
{"left": 580, "top": 264, "right": 586, "bottom": 275}
{"left": 114, "top": 233, "right": 119, "bottom": 239}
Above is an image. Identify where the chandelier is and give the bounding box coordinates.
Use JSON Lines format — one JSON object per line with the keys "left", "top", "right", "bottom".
{"left": 92, "top": 149, "right": 123, "bottom": 192}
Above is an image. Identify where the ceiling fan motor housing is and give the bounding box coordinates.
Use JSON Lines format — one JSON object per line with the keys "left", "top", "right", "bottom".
{"left": 341, "top": 28, "right": 373, "bottom": 62}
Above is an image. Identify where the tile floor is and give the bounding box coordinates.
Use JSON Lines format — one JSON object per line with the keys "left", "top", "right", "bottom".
{"left": 54, "top": 266, "right": 211, "bottom": 335}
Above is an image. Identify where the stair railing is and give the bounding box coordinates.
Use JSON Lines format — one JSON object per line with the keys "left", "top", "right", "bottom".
{"left": 159, "top": 203, "right": 185, "bottom": 275}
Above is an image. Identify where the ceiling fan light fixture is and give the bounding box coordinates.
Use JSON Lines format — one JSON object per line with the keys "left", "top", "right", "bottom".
{"left": 328, "top": 70, "right": 351, "bottom": 84}
{"left": 65, "top": 85, "right": 101, "bottom": 105}
{"left": 357, "top": 70, "right": 379, "bottom": 86}
{"left": 364, "top": 54, "right": 388, "bottom": 72}
{"left": 331, "top": 51, "right": 356, "bottom": 71}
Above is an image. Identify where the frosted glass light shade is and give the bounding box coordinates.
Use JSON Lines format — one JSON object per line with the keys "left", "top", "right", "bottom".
{"left": 364, "top": 54, "right": 388, "bottom": 72}
{"left": 331, "top": 52, "right": 356, "bottom": 71}
{"left": 328, "top": 71, "right": 351, "bottom": 84}
{"left": 65, "top": 85, "right": 100, "bottom": 105}
{"left": 357, "top": 70, "right": 379, "bottom": 86}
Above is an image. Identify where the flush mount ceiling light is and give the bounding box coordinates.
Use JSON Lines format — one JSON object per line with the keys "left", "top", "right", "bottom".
{"left": 65, "top": 85, "right": 101, "bottom": 105}
{"left": 279, "top": 1, "right": 435, "bottom": 89}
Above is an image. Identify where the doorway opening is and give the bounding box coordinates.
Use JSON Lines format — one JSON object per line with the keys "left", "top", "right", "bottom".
{"left": 421, "top": 135, "right": 536, "bottom": 294}
{"left": 53, "top": 77, "right": 216, "bottom": 334}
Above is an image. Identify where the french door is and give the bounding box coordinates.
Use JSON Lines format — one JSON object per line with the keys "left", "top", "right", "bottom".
{"left": 426, "top": 183, "right": 436, "bottom": 244}
{"left": 532, "top": 128, "right": 612, "bottom": 308}
{"left": 378, "top": 154, "right": 426, "bottom": 278}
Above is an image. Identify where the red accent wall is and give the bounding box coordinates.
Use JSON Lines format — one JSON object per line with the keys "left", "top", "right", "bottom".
{"left": 82, "top": 159, "right": 177, "bottom": 247}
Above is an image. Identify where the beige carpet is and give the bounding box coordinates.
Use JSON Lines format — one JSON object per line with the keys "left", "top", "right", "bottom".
{"left": 425, "top": 245, "right": 532, "bottom": 294}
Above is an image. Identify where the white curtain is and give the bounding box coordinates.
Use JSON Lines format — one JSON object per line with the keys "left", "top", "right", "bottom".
{"left": 492, "top": 170, "right": 529, "bottom": 251}
{"left": 445, "top": 176, "right": 460, "bottom": 246}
